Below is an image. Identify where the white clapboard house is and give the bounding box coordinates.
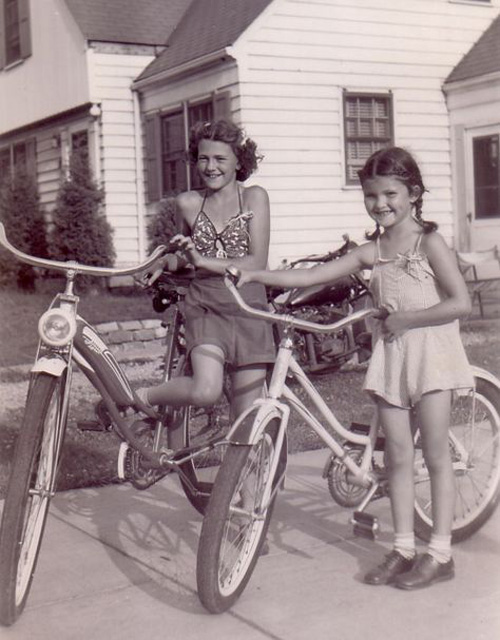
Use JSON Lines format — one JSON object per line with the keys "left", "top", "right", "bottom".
{"left": 1, "top": 0, "right": 499, "bottom": 268}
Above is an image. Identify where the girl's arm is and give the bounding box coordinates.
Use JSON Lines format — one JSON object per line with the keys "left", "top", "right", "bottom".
{"left": 384, "top": 232, "right": 471, "bottom": 334}
{"left": 237, "top": 242, "right": 374, "bottom": 289}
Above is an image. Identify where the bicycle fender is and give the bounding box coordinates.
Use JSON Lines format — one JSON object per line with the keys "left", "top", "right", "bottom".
{"left": 227, "top": 399, "right": 286, "bottom": 445}
{"left": 471, "top": 365, "right": 500, "bottom": 393}
{"left": 31, "top": 356, "right": 67, "bottom": 377}
{"left": 73, "top": 317, "right": 134, "bottom": 405}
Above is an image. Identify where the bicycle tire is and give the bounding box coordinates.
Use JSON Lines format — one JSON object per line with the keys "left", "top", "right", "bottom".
{"left": 196, "top": 414, "right": 282, "bottom": 613}
{"left": 164, "top": 340, "right": 229, "bottom": 516}
{"left": 0, "top": 373, "right": 66, "bottom": 626}
{"left": 173, "top": 401, "right": 228, "bottom": 516}
{"left": 414, "top": 378, "right": 500, "bottom": 543}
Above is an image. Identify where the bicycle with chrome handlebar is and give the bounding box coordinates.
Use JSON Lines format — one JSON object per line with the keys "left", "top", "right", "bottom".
{"left": 0, "top": 224, "right": 228, "bottom": 626}
{"left": 196, "top": 266, "right": 500, "bottom": 613}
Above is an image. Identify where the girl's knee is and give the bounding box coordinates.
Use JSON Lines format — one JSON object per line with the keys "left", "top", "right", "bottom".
{"left": 189, "top": 382, "right": 223, "bottom": 407}
{"left": 385, "top": 445, "right": 414, "bottom": 471}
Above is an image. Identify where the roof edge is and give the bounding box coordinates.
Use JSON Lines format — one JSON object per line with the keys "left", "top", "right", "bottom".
{"left": 133, "top": 47, "right": 234, "bottom": 90}
{"left": 443, "top": 69, "right": 500, "bottom": 93}
{"left": 0, "top": 102, "right": 94, "bottom": 141}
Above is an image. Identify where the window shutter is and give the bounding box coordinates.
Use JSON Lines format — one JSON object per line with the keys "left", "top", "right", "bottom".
{"left": 145, "top": 113, "right": 161, "bottom": 202}
{"left": 0, "top": 2, "right": 5, "bottom": 69}
{"left": 25, "top": 136, "right": 36, "bottom": 179}
{"left": 18, "top": 0, "right": 31, "bottom": 60}
{"left": 213, "top": 91, "right": 231, "bottom": 120}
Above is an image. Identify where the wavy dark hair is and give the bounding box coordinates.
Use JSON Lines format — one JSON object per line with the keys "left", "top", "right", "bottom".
{"left": 358, "top": 146, "right": 437, "bottom": 240}
{"left": 188, "top": 119, "right": 263, "bottom": 182}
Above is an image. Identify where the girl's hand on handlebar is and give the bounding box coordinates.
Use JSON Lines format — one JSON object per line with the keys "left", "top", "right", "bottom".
{"left": 137, "top": 253, "right": 179, "bottom": 287}
{"left": 170, "top": 234, "right": 203, "bottom": 267}
{"left": 226, "top": 265, "right": 253, "bottom": 288}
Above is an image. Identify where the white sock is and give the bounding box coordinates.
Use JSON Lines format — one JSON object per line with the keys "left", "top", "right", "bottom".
{"left": 394, "top": 532, "right": 416, "bottom": 560}
{"left": 428, "top": 534, "right": 452, "bottom": 563}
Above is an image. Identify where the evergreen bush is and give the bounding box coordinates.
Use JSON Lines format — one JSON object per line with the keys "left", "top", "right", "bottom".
{"left": 0, "top": 171, "right": 48, "bottom": 290}
{"left": 49, "top": 151, "right": 115, "bottom": 291}
{"left": 146, "top": 196, "right": 178, "bottom": 254}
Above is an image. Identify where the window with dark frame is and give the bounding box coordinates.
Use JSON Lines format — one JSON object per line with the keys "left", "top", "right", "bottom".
{"left": 0, "top": 146, "right": 11, "bottom": 185}
{"left": 343, "top": 92, "right": 393, "bottom": 185}
{"left": 0, "top": 138, "right": 36, "bottom": 182}
{"left": 160, "top": 110, "right": 188, "bottom": 194}
{"left": 473, "top": 134, "right": 500, "bottom": 219}
{"left": 159, "top": 99, "right": 215, "bottom": 196}
{"left": 4, "top": 0, "right": 21, "bottom": 64}
{"left": 144, "top": 92, "right": 230, "bottom": 202}
{"left": 71, "top": 130, "right": 89, "bottom": 161}
{"left": 1, "top": 0, "right": 31, "bottom": 68}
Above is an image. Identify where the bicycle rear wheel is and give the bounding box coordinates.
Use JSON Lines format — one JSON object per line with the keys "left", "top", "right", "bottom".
{"left": 166, "top": 351, "right": 229, "bottom": 516}
{"left": 414, "top": 378, "right": 500, "bottom": 543}
{"left": 0, "top": 373, "right": 67, "bottom": 626}
{"left": 197, "top": 415, "right": 282, "bottom": 613}
{"left": 171, "top": 399, "right": 229, "bottom": 516}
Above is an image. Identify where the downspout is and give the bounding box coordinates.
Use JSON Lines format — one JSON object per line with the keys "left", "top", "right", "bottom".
{"left": 132, "top": 87, "right": 146, "bottom": 261}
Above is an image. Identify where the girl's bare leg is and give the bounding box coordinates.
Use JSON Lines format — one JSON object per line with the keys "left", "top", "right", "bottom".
{"left": 146, "top": 344, "right": 225, "bottom": 407}
{"left": 377, "top": 398, "right": 415, "bottom": 534}
{"left": 229, "top": 364, "right": 268, "bottom": 421}
{"left": 394, "top": 391, "right": 455, "bottom": 589}
{"left": 415, "top": 390, "right": 455, "bottom": 536}
{"left": 364, "top": 398, "right": 416, "bottom": 584}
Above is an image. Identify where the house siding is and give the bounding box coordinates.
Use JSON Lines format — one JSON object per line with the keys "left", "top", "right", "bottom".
{"left": 230, "top": 0, "right": 500, "bottom": 266}
{"left": 0, "top": 0, "right": 90, "bottom": 134}
{"left": 88, "top": 50, "right": 155, "bottom": 263}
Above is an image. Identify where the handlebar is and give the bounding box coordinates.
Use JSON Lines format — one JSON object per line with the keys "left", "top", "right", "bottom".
{"left": 224, "top": 267, "right": 382, "bottom": 333}
{"left": 287, "top": 234, "right": 356, "bottom": 268}
{"left": 0, "top": 222, "right": 168, "bottom": 277}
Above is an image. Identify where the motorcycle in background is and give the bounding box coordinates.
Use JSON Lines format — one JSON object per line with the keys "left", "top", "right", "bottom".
{"left": 268, "top": 235, "right": 373, "bottom": 375}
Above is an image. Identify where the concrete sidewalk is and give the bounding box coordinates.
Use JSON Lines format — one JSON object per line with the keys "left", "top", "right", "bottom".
{"left": 0, "top": 449, "right": 499, "bottom": 640}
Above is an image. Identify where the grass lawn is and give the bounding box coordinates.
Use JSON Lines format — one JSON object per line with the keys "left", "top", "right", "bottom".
{"left": 0, "top": 279, "right": 156, "bottom": 367}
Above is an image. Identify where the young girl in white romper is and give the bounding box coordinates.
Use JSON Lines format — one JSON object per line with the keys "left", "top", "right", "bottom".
{"left": 235, "top": 146, "right": 474, "bottom": 590}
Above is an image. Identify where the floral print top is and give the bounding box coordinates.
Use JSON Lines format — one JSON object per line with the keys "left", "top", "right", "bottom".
{"left": 191, "top": 189, "right": 253, "bottom": 259}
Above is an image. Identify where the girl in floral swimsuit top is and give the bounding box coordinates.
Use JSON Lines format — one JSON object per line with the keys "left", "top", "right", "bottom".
{"left": 137, "top": 119, "right": 275, "bottom": 426}
{"left": 235, "top": 146, "right": 474, "bottom": 591}
{"left": 191, "top": 188, "right": 253, "bottom": 260}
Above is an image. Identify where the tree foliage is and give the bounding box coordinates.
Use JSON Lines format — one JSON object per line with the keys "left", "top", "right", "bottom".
{"left": 146, "top": 197, "right": 177, "bottom": 254}
{"left": 50, "top": 151, "right": 115, "bottom": 290}
{"left": 0, "top": 171, "right": 48, "bottom": 290}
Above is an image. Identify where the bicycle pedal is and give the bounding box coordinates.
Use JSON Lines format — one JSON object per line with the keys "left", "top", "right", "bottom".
{"left": 117, "top": 442, "right": 129, "bottom": 480}
{"left": 352, "top": 511, "right": 379, "bottom": 540}
{"left": 77, "top": 420, "right": 111, "bottom": 432}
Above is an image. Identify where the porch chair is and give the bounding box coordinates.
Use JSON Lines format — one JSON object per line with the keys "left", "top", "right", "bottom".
{"left": 456, "top": 246, "right": 500, "bottom": 318}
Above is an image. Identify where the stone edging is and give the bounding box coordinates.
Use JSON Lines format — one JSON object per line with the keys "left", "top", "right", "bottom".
{"left": 94, "top": 318, "right": 167, "bottom": 353}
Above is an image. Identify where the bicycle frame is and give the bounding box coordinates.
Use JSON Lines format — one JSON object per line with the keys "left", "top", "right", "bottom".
{"left": 224, "top": 279, "right": 380, "bottom": 512}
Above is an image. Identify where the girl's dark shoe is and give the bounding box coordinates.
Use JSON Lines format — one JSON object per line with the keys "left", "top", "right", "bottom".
{"left": 364, "top": 550, "right": 416, "bottom": 585}
{"left": 395, "top": 553, "right": 454, "bottom": 590}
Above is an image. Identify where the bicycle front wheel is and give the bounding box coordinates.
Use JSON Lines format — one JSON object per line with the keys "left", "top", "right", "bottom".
{"left": 197, "top": 415, "right": 282, "bottom": 613}
{"left": 0, "top": 373, "right": 67, "bottom": 626}
{"left": 414, "top": 378, "right": 500, "bottom": 543}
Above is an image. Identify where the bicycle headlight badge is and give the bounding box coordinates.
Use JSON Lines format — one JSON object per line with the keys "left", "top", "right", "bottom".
{"left": 38, "top": 308, "right": 77, "bottom": 347}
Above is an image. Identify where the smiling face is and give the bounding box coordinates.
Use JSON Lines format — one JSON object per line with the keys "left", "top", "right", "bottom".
{"left": 196, "top": 139, "right": 240, "bottom": 191}
{"left": 362, "top": 175, "right": 419, "bottom": 230}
